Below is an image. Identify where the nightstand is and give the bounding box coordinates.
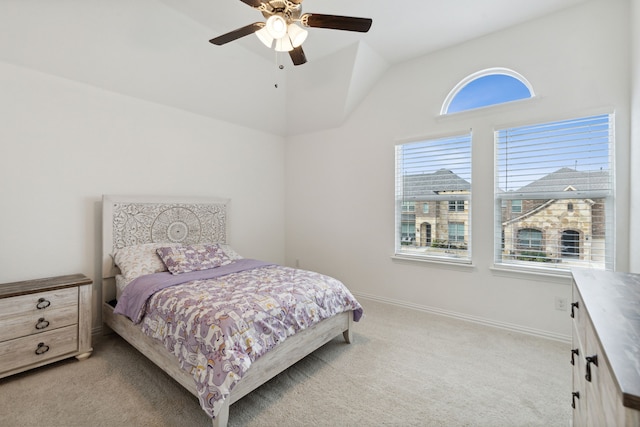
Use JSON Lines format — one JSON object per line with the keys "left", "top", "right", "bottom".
{"left": 0, "top": 274, "right": 93, "bottom": 378}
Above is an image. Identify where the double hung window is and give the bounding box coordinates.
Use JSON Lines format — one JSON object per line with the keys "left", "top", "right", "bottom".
{"left": 495, "top": 114, "right": 614, "bottom": 271}
{"left": 395, "top": 133, "right": 472, "bottom": 262}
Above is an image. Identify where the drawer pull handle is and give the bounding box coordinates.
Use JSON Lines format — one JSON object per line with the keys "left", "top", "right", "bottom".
{"left": 35, "top": 318, "right": 50, "bottom": 330}
{"left": 585, "top": 355, "right": 598, "bottom": 382}
{"left": 571, "top": 348, "right": 579, "bottom": 365}
{"left": 570, "top": 301, "right": 579, "bottom": 318}
{"left": 572, "top": 391, "right": 580, "bottom": 409}
{"left": 35, "top": 342, "right": 50, "bottom": 355}
{"left": 36, "top": 298, "right": 51, "bottom": 309}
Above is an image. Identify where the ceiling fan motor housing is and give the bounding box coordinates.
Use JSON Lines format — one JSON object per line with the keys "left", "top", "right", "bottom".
{"left": 260, "top": 1, "right": 302, "bottom": 22}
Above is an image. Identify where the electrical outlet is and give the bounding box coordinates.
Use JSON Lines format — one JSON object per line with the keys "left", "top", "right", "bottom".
{"left": 555, "top": 296, "right": 568, "bottom": 311}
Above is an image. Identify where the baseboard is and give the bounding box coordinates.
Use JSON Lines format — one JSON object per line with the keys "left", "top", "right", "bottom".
{"left": 92, "top": 325, "right": 107, "bottom": 340}
{"left": 353, "top": 291, "right": 572, "bottom": 343}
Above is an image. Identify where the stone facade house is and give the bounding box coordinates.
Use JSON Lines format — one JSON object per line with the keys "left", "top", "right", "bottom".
{"left": 401, "top": 168, "right": 471, "bottom": 250}
{"left": 401, "top": 167, "right": 608, "bottom": 265}
{"left": 501, "top": 167, "right": 609, "bottom": 265}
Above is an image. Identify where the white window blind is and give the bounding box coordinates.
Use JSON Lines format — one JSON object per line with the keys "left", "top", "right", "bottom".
{"left": 495, "top": 114, "right": 614, "bottom": 271}
{"left": 395, "top": 133, "right": 472, "bottom": 262}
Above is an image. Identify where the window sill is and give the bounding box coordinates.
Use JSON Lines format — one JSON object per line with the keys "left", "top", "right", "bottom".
{"left": 391, "top": 254, "right": 475, "bottom": 271}
{"left": 490, "top": 264, "right": 573, "bottom": 284}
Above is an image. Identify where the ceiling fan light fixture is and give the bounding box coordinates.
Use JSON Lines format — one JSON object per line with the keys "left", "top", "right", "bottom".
{"left": 275, "top": 36, "right": 294, "bottom": 52}
{"left": 255, "top": 27, "right": 274, "bottom": 48}
{"left": 287, "top": 23, "right": 308, "bottom": 48}
{"left": 265, "top": 15, "right": 287, "bottom": 39}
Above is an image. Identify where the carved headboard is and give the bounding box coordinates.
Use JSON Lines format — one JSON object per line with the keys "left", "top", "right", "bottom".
{"left": 102, "top": 195, "right": 229, "bottom": 280}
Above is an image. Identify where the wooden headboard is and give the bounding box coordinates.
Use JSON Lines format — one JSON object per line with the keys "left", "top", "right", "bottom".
{"left": 101, "top": 195, "right": 229, "bottom": 282}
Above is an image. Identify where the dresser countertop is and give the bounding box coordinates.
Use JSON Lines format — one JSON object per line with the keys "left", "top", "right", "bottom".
{"left": 572, "top": 269, "right": 640, "bottom": 410}
{"left": 0, "top": 274, "right": 92, "bottom": 299}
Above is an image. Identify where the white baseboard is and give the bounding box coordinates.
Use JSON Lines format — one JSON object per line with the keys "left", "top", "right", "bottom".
{"left": 353, "top": 291, "right": 571, "bottom": 343}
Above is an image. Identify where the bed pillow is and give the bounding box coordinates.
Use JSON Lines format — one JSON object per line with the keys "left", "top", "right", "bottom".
{"left": 113, "top": 243, "right": 179, "bottom": 283}
{"left": 156, "top": 243, "right": 233, "bottom": 275}
{"left": 217, "top": 244, "right": 243, "bottom": 261}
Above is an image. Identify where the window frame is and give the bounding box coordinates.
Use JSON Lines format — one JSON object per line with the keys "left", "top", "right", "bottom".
{"left": 494, "top": 113, "right": 615, "bottom": 273}
{"left": 441, "top": 68, "right": 535, "bottom": 115}
{"left": 394, "top": 132, "right": 472, "bottom": 264}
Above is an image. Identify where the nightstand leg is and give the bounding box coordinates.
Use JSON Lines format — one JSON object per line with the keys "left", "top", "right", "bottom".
{"left": 75, "top": 350, "right": 93, "bottom": 361}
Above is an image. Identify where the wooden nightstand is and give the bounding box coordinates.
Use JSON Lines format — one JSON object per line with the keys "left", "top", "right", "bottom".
{"left": 0, "top": 274, "right": 93, "bottom": 379}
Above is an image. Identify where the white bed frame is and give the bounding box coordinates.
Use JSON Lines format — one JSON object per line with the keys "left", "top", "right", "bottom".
{"left": 101, "top": 195, "right": 353, "bottom": 427}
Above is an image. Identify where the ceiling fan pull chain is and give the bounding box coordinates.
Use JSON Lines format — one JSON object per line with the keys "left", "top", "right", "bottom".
{"left": 274, "top": 51, "right": 284, "bottom": 88}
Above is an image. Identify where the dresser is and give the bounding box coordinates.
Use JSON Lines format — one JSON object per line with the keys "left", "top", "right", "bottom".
{"left": 571, "top": 269, "right": 640, "bottom": 426}
{"left": 0, "top": 274, "right": 93, "bottom": 379}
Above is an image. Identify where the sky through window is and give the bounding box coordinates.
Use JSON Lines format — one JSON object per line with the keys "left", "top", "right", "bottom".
{"left": 446, "top": 74, "right": 532, "bottom": 114}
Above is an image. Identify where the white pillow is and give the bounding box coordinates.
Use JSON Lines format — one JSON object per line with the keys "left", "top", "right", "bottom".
{"left": 113, "top": 243, "right": 179, "bottom": 283}
{"left": 217, "top": 244, "right": 243, "bottom": 261}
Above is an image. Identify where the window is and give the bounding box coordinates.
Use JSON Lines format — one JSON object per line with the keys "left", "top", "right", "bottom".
{"left": 395, "top": 133, "right": 472, "bottom": 262}
{"left": 401, "top": 217, "right": 415, "bottom": 244}
{"left": 449, "top": 222, "right": 465, "bottom": 243}
{"left": 448, "top": 200, "right": 465, "bottom": 212}
{"left": 495, "top": 113, "right": 614, "bottom": 271}
{"left": 511, "top": 200, "right": 522, "bottom": 213}
{"left": 402, "top": 201, "right": 415, "bottom": 212}
{"left": 442, "top": 68, "right": 534, "bottom": 115}
{"left": 517, "top": 228, "right": 543, "bottom": 249}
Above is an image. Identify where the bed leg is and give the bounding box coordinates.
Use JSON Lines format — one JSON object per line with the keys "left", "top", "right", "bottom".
{"left": 211, "top": 401, "right": 230, "bottom": 427}
{"left": 342, "top": 313, "right": 353, "bottom": 344}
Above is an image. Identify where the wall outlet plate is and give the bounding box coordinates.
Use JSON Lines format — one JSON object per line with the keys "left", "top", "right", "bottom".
{"left": 555, "top": 296, "right": 568, "bottom": 311}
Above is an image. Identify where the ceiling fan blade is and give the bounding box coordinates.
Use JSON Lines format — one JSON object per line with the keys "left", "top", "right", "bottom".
{"left": 209, "top": 22, "right": 264, "bottom": 45}
{"left": 289, "top": 46, "right": 307, "bottom": 66}
{"left": 302, "top": 14, "right": 372, "bottom": 33}
{"left": 238, "top": 0, "right": 264, "bottom": 7}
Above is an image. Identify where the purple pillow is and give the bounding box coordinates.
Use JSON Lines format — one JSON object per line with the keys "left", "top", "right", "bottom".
{"left": 156, "top": 244, "right": 233, "bottom": 275}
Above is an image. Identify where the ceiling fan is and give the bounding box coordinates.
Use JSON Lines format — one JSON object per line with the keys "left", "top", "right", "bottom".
{"left": 209, "top": 0, "right": 373, "bottom": 66}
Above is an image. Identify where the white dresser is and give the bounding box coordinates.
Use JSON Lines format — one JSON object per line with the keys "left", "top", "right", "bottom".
{"left": 0, "top": 274, "right": 93, "bottom": 378}
{"left": 571, "top": 269, "right": 640, "bottom": 426}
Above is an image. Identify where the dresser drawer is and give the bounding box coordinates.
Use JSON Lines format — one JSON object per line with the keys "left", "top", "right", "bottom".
{"left": 0, "top": 305, "right": 78, "bottom": 342}
{"left": 0, "top": 325, "right": 78, "bottom": 374}
{"left": 571, "top": 283, "right": 586, "bottom": 348}
{"left": 0, "top": 288, "right": 78, "bottom": 342}
{"left": 0, "top": 287, "right": 77, "bottom": 318}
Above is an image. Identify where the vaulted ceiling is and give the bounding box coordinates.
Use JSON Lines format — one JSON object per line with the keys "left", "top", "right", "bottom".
{"left": 1, "top": 0, "right": 589, "bottom": 135}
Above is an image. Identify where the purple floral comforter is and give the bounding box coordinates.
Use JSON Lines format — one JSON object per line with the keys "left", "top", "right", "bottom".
{"left": 114, "top": 260, "right": 363, "bottom": 419}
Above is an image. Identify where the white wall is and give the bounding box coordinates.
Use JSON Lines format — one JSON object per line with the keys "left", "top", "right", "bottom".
{"left": 630, "top": 0, "right": 640, "bottom": 273}
{"left": 285, "top": 0, "right": 631, "bottom": 340}
{"left": 0, "top": 62, "right": 286, "bottom": 330}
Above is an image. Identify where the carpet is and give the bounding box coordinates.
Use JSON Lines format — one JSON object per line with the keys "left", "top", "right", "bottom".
{"left": 0, "top": 299, "right": 571, "bottom": 426}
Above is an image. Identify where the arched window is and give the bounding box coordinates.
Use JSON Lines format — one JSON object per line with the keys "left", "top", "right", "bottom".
{"left": 441, "top": 68, "right": 534, "bottom": 115}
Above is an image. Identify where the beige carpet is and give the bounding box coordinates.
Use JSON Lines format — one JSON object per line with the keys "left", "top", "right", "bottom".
{"left": 0, "top": 299, "right": 571, "bottom": 426}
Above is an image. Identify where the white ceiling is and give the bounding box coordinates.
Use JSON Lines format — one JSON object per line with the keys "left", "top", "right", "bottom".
{"left": 1, "top": 0, "right": 589, "bottom": 135}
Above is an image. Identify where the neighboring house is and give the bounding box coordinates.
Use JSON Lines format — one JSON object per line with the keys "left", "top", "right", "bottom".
{"left": 402, "top": 168, "right": 471, "bottom": 251}
{"left": 501, "top": 167, "right": 608, "bottom": 265}
{"left": 403, "top": 167, "right": 607, "bottom": 266}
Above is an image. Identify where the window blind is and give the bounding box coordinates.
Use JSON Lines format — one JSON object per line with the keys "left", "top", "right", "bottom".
{"left": 495, "top": 114, "right": 614, "bottom": 271}
{"left": 395, "top": 133, "right": 472, "bottom": 262}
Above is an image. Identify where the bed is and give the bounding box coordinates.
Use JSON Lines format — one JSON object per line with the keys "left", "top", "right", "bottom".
{"left": 101, "top": 195, "right": 362, "bottom": 427}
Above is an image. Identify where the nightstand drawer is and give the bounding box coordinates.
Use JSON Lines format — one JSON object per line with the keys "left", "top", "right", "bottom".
{"left": 0, "top": 287, "right": 77, "bottom": 319}
{"left": 0, "top": 304, "right": 78, "bottom": 342}
{"left": 0, "top": 325, "right": 78, "bottom": 374}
